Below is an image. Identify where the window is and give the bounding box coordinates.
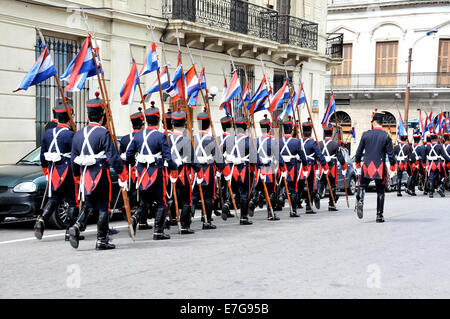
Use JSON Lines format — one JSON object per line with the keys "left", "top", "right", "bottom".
{"left": 375, "top": 41, "right": 398, "bottom": 87}
{"left": 35, "top": 35, "right": 90, "bottom": 147}
{"left": 331, "top": 43, "right": 352, "bottom": 88}
{"left": 437, "top": 39, "right": 450, "bottom": 88}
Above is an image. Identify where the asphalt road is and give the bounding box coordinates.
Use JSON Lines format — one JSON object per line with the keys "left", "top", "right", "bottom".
{"left": 0, "top": 192, "right": 449, "bottom": 299}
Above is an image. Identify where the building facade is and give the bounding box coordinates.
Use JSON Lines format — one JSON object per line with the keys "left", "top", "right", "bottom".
{"left": 0, "top": 0, "right": 341, "bottom": 165}
{"left": 326, "top": 0, "right": 450, "bottom": 155}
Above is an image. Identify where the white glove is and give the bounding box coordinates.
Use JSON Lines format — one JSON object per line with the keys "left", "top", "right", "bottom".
{"left": 342, "top": 169, "right": 347, "bottom": 176}
{"left": 322, "top": 167, "right": 329, "bottom": 175}
{"left": 170, "top": 176, "right": 177, "bottom": 184}
{"left": 118, "top": 179, "right": 128, "bottom": 191}
{"left": 260, "top": 173, "right": 266, "bottom": 182}
{"left": 196, "top": 176, "right": 204, "bottom": 185}
{"left": 280, "top": 171, "right": 287, "bottom": 180}
{"left": 224, "top": 173, "right": 232, "bottom": 182}
{"left": 216, "top": 171, "right": 222, "bottom": 179}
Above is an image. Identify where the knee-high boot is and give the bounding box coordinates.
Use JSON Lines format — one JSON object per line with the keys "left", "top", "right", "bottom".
{"left": 34, "top": 200, "right": 58, "bottom": 240}
{"left": 376, "top": 192, "right": 385, "bottom": 223}
{"left": 96, "top": 210, "right": 115, "bottom": 250}
{"left": 154, "top": 206, "right": 170, "bottom": 240}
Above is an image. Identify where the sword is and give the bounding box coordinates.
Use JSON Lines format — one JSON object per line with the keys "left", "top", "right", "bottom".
{"left": 40, "top": 180, "right": 49, "bottom": 210}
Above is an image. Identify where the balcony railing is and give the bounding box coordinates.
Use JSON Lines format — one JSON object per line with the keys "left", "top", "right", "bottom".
{"left": 162, "top": 0, "right": 279, "bottom": 42}
{"left": 326, "top": 33, "right": 343, "bottom": 59}
{"left": 278, "top": 15, "right": 318, "bottom": 50}
{"left": 325, "top": 72, "right": 450, "bottom": 90}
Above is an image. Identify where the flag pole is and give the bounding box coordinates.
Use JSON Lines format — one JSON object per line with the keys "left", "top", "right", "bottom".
{"left": 186, "top": 45, "right": 240, "bottom": 220}
{"left": 86, "top": 35, "right": 134, "bottom": 241}
{"left": 36, "top": 27, "right": 76, "bottom": 132}
{"left": 174, "top": 27, "right": 208, "bottom": 224}
{"left": 304, "top": 85, "right": 336, "bottom": 207}
{"left": 147, "top": 22, "right": 181, "bottom": 232}
{"left": 229, "top": 55, "right": 275, "bottom": 218}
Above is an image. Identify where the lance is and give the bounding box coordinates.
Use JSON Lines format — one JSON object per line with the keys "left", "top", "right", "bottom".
{"left": 228, "top": 55, "right": 275, "bottom": 219}
{"left": 186, "top": 46, "right": 240, "bottom": 220}
{"left": 82, "top": 18, "right": 134, "bottom": 241}
{"left": 303, "top": 83, "right": 336, "bottom": 207}
{"left": 258, "top": 58, "right": 295, "bottom": 215}
{"left": 36, "top": 27, "right": 76, "bottom": 132}
{"left": 174, "top": 28, "right": 209, "bottom": 225}
{"left": 283, "top": 64, "right": 300, "bottom": 139}
{"left": 147, "top": 22, "right": 181, "bottom": 233}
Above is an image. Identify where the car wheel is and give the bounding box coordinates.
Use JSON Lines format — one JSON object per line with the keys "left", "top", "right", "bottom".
{"left": 47, "top": 202, "right": 68, "bottom": 229}
{"left": 348, "top": 177, "right": 357, "bottom": 195}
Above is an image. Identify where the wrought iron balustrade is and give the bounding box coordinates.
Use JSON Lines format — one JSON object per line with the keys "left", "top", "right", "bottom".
{"left": 162, "top": 0, "right": 278, "bottom": 41}
{"left": 325, "top": 72, "right": 450, "bottom": 90}
{"left": 326, "top": 33, "right": 343, "bottom": 59}
{"left": 278, "top": 15, "right": 318, "bottom": 50}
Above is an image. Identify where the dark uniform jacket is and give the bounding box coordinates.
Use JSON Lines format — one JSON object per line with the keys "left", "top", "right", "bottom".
{"left": 280, "top": 134, "right": 307, "bottom": 182}
{"left": 126, "top": 127, "right": 177, "bottom": 190}
{"left": 355, "top": 128, "right": 395, "bottom": 180}
{"left": 40, "top": 123, "right": 74, "bottom": 192}
{"left": 319, "top": 137, "right": 346, "bottom": 178}
{"left": 394, "top": 142, "right": 413, "bottom": 171}
{"left": 257, "top": 134, "right": 285, "bottom": 184}
{"left": 193, "top": 131, "right": 216, "bottom": 186}
{"left": 71, "top": 122, "right": 124, "bottom": 195}
{"left": 169, "top": 131, "right": 198, "bottom": 186}
{"left": 425, "top": 142, "right": 450, "bottom": 171}
{"left": 301, "top": 137, "right": 327, "bottom": 176}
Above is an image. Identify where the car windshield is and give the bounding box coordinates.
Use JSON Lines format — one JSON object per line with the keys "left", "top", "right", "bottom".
{"left": 17, "top": 147, "right": 41, "bottom": 165}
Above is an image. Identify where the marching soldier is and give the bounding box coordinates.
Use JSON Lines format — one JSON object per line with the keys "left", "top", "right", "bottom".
{"left": 279, "top": 117, "right": 307, "bottom": 217}
{"left": 119, "top": 110, "right": 149, "bottom": 229}
{"left": 444, "top": 132, "right": 450, "bottom": 190}
{"left": 44, "top": 108, "right": 58, "bottom": 131}
{"left": 126, "top": 106, "right": 178, "bottom": 239}
{"left": 228, "top": 116, "right": 255, "bottom": 225}
{"left": 35, "top": 98, "right": 80, "bottom": 241}
{"left": 218, "top": 115, "right": 235, "bottom": 220}
{"left": 256, "top": 114, "right": 286, "bottom": 221}
{"left": 69, "top": 92, "right": 128, "bottom": 250}
{"left": 300, "top": 121, "right": 328, "bottom": 214}
{"left": 406, "top": 129, "right": 425, "bottom": 196}
{"left": 193, "top": 109, "right": 217, "bottom": 229}
{"left": 425, "top": 130, "right": 450, "bottom": 198}
{"left": 318, "top": 124, "right": 347, "bottom": 211}
{"left": 164, "top": 108, "right": 179, "bottom": 227}
{"left": 169, "top": 107, "right": 195, "bottom": 234}
{"left": 354, "top": 111, "right": 396, "bottom": 223}
{"left": 394, "top": 134, "right": 413, "bottom": 197}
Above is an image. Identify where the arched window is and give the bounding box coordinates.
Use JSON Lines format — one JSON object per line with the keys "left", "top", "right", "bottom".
{"left": 382, "top": 111, "right": 397, "bottom": 135}
{"left": 330, "top": 111, "right": 352, "bottom": 151}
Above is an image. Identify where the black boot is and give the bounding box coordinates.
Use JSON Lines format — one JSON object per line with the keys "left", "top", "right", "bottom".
{"left": 138, "top": 202, "right": 152, "bottom": 229}
{"left": 180, "top": 204, "right": 194, "bottom": 235}
{"left": 356, "top": 187, "right": 365, "bottom": 219}
{"left": 65, "top": 206, "right": 78, "bottom": 241}
{"left": 240, "top": 199, "right": 253, "bottom": 225}
{"left": 267, "top": 207, "right": 280, "bottom": 220}
{"left": 95, "top": 210, "right": 115, "bottom": 250}
{"left": 153, "top": 206, "right": 170, "bottom": 240}
{"left": 68, "top": 206, "right": 93, "bottom": 249}
{"left": 257, "top": 191, "right": 265, "bottom": 208}
{"left": 34, "top": 200, "right": 58, "bottom": 240}
{"left": 248, "top": 198, "right": 256, "bottom": 217}
{"left": 221, "top": 201, "right": 230, "bottom": 221}
{"left": 131, "top": 200, "right": 148, "bottom": 234}
{"left": 290, "top": 194, "right": 300, "bottom": 217}
{"left": 313, "top": 192, "right": 321, "bottom": 210}
{"left": 397, "top": 173, "right": 402, "bottom": 196}
{"left": 376, "top": 193, "right": 385, "bottom": 223}
{"left": 202, "top": 199, "right": 216, "bottom": 229}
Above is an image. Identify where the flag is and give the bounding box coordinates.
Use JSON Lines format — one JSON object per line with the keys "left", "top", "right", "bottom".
{"left": 237, "top": 81, "right": 250, "bottom": 111}
{"left": 419, "top": 110, "right": 424, "bottom": 133}
{"left": 321, "top": 95, "right": 337, "bottom": 128}
{"left": 248, "top": 76, "right": 269, "bottom": 114}
{"left": 139, "top": 42, "right": 159, "bottom": 77}
{"left": 292, "top": 86, "right": 306, "bottom": 111}
{"left": 278, "top": 101, "right": 293, "bottom": 121}
{"left": 397, "top": 111, "right": 407, "bottom": 137}
{"left": 268, "top": 80, "right": 289, "bottom": 113}
{"left": 61, "top": 36, "right": 98, "bottom": 92}
{"left": 188, "top": 68, "right": 206, "bottom": 108}
{"left": 199, "top": 68, "right": 207, "bottom": 90}
{"left": 219, "top": 78, "right": 232, "bottom": 116}
{"left": 144, "top": 66, "right": 170, "bottom": 97}
{"left": 185, "top": 65, "right": 200, "bottom": 98}
{"left": 120, "top": 58, "right": 140, "bottom": 106}
{"left": 14, "top": 45, "right": 57, "bottom": 92}
{"left": 169, "top": 51, "right": 186, "bottom": 103}
{"left": 219, "top": 71, "right": 242, "bottom": 106}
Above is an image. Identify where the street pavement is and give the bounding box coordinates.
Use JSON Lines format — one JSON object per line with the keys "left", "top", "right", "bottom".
{"left": 0, "top": 192, "right": 449, "bottom": 299}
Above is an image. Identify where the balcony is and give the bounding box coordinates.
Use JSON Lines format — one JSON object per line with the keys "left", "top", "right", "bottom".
{"left": 326, "top": 33, "right": 343, "bottom": 59}
{"left": 325, "top": 72, "right": 450, "bottom": 91}
{"left": 278, "top": 15, "right": 318, "bottom": 51}
{"left": 162, "top": 0, "right": 279, "bottom": 42}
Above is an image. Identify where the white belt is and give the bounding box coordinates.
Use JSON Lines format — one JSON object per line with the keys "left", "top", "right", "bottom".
{"left": 427, "top": 156, "right": 442, "bottom": 161}
{"left": 282, "top": 155, "right": 299, "bottom": 162}
{"left": 260, "top": 157, "right": 271, "bottom": 165}
{"left": 396, "top": 156, "right": 407, "bottom": 161}
{"left": 197, "top": 155, "right": 214, "bottom": 164}
{"left": 136, "top": 152, "right": 162, "bottom": 164}
{"left": 324, "top": 155, "right": 336, "bottom": 162}
{"left": 44, "top": 152, "right": 71, "bottom": 163}
{"left": 120, "top": 152, "right": 126, "bottom": 161}
{"left": 226, "top": 154, "right": 249, "bottom": 165}
{"left": 74, "top": 152, "right": 106, "bottom": 167}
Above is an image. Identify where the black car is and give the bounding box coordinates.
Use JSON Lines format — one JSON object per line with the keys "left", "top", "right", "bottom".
{"left": 0, "top": 147, "right": 123, "bottom": 228}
